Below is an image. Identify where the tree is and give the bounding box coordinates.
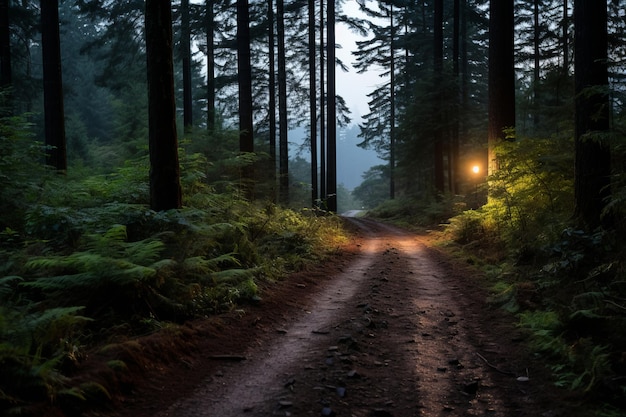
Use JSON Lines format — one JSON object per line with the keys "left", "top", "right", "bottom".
{"left": 237, "top": 0, "right": 254, "bottom": 196}
{"left": 0, "top": 0, "right": 10, "bottom": 91}
{"left": 433, "top": 0, "right": 445, "bottom": 193}
{"left": 267, "top": 0, "right": 277, "bottom": 201}
{"left": 573, "top": 0, "right": 611, "bottom": 229}
{"left": 145, "top": 0, "right": 182, "bottom": 211}
{"left": 487, "top": 0, "right": 515, "bottom": 175}
{"left": 277, "top": 0, "right": 288, "bottom": 204}
{"left": 0, "top": 0, "right": 12, "bottom": 116}
{"left": 326, "top": 0, "right": 336, "bottom": 212}
{"left": 181, "top": 0, "right": 192, "bottom": 131}
{"left": 308, "top": 0, "right": 317, "bottom": 206}
{"left": 40, "top": 0, "right": 67, "bottom": 172}
{"left": 206, "top": 0, "right": 216, "bottom": 132}
{"left": 389, "top": 1, "right": 395, "bottom": 199}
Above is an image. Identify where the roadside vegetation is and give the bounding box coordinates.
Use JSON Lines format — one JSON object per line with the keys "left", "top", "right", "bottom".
{"left": 0, "top": 114, "right": 348, "bottom": 416}
{"left": 369, "top": 132, "right": 626, "bottom": 416}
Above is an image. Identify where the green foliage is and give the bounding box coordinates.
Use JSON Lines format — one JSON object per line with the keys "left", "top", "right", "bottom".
{"left": 0, "top": 305, "right": 91, "bottom": 414}
{"left": 485, "top": 135, "right": 574, "bottom": 248}
{"left": 369, "top": 194, "right": 465, "bottom": 230}
{"left": 0, "top": 113, "right": 50, "bottom": 230}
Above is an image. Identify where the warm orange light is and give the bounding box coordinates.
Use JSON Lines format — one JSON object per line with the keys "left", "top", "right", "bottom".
{"left": 472, "top": 165, "right": 480, "bottom": 174}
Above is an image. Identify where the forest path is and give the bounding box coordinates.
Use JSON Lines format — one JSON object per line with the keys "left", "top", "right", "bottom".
{"left": 114, "top": 218, "right": 573, "bottom": 417}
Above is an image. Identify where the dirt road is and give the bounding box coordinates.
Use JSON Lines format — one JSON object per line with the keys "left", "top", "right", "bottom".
{"left": 113, "top": 218, "right": 576, "bottom": 417}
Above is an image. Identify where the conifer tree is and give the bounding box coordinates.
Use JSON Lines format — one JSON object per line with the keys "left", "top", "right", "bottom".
{"left": 146, "top": 0, "right": 182, "bottom": 210}
{"left": 487, "top": 0, "right": 515, "bottom": 175}
{"left": 573, "top": 0, "right": 611, "bottom": 229}
{"left": 40, "top": 0, "right": 67, "bottom": 172}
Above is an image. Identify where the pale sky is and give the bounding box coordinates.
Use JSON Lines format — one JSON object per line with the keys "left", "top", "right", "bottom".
{"left": 336, "top": 0, "right": 385, "bottom": 124}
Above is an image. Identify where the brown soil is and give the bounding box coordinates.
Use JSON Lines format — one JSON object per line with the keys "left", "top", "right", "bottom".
{"left": 81, "top": 217, "right": 586, "bottom": 417}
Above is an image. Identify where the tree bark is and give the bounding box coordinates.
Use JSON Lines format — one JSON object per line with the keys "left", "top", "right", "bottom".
{"left": 487, "top": 0, "right": 515, "bottom": 176}
{"left": 326, "top": 0, "right": 336, "bottom": 212}
{"left": 0, "top": 0, "right": 11, "bottom": 114}
{"left": 574, "top": 0, "right": 611, "bottom": 229}
{"left": 433, "top": 0, "right": 444, "bottom": 193}
{"left": 146, "top": 0, "right": 182, "bottom": 211}
{"left": 389, "top": 3, "right": 395, "bottom": 200}
{"left": 0, "top": 0, "right": 10, "bottom": 89}
{"left": 40, "top": 0, "right": 67, "bottom": 172}
{"left": 319, "top": 0, "right": 326, "bottom": 203}
{"left": 181, "top": 0, "right": 192, "bottom": 131}
{"left": 450, "top": 0, "right": 460, "bottom": 194}
{"left": 277, "top": 0, "right": 289, "bottom": 205}
{"left": 268, "top": 0, "right": 277, "bottom": 202}
{"left": 206, "top": 0, "right": 216, "bottom": 131}
{"left": 308, "top": 0, "right": 318, "bottom": 207}
{"left": 237, "top": 0, "right": 254, "bottom": 197}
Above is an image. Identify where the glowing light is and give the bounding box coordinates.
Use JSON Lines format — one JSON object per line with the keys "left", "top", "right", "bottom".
{"left": 472, "top": 165, "right": 480, "bottom": 174}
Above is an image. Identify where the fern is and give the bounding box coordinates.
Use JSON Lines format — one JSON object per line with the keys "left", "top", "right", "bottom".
{"left": 211, "top": 268, "right": 255, "bottom": 285}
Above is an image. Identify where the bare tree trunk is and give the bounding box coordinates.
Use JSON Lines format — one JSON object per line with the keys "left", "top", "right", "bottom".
{"left": 181, "top": 0, "right": 192, "bottom": 131}
{"left": 562, "top": 0, "right": 569, "bottom": 74}
{"left": 574, "top": 0, "right": 611, "bottom": 229}
{"left": 40, "top": 0, "right": 67, "bottom": 172}
{"left": 237, "top": 0, "right": 254, "bottom": 198}
{"left": 0, "top": 0, "right": 12, "bottom": 114}
{"left": 308, "top": 0, "right": 318, "bottom": 207}
{"left": 277, "top": 0, "right": 289, "bottom": 205}
{"left": 487, "top": 0, "right": 515, "bottom": 176}
{"left": 146, "top": 0, "right": 182, "bottom": 210}
{"left": 389, "top": 3, "right": 395, "bottom": 200}
{"left": 326, "top": 0, "right": 336, "bottom": 212}
{"left": 433, "top": 0, "right": 444, "bottom": 194}
{"left": 206, "top": 0, "right": 216, "bottom": 131}
{"left": 319, "top": 0, "right": 326, "bottom": 204}
{"left": 533, "top": 0, "right": 540, "bottom": 129}
{"left": 450, "top": 0, "right": 460, "bottom": 194}
{"left": 268, "top": 0, "right": 277, "bottom": 202}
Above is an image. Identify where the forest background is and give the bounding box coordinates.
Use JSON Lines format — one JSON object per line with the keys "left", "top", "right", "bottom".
{"left": 1, "top": 1, "right": 626, "bottom": 416}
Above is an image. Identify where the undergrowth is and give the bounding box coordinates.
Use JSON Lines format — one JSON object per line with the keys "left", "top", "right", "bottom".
{"left": 440, "top": 136, "right": 626, "bottom": 414}
{"left": 0, "top": 118, "right": 348, "bottom": 415}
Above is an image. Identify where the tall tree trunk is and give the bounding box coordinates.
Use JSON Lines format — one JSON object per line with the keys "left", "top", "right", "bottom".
{"left": 206, "top": 0, "right": 216, "bottom": 131}
{"left": 574, "top": 0, "right": 611, "bottom": 229}
{"left": 237, "top": 0, "right": 254, "bottom": 197}
{"left": 146, "top": 0, "right": 182, "bottom": 211}
{"left": 0, "top": 0, "right": 10, "bottom": 87}
{"left": 533, "top": 0, "right": 540, "bottom": 129}
{"left": 277, "top": 0, "right": 289, "bottom": 205}
{"left": 0, "top": 0, "right": 11, "bottom": 113}
{"left": 308, "top": 0, "right": 318, "bottom": 207}
{"left": 450, "top": 0, "right": 460, "bottom": 194}
{"left": 181, "top": 0, "right": 192, "bottom": 131}
{"left": 40, "top": 0, "right": 67, "bottom": 172}
{"left": 268, "top": 0, "right": 277, "bottom": 202}
{"left": 487, "top": 0, "right": 515, "bottom": 176}
{"left": 562, "top": 0, "right": 569, "bottom": 74}
{"left": 389, "top": 3, "right": 395, "bottom": 200}
{"left": 433, "top": 0, "right": 444, "bottom": 194}
{"left": 326, "top": 0, "right": 336, "bottom": 212}
{"left": 319, "top": 0, "right": 326, "bottom": 203}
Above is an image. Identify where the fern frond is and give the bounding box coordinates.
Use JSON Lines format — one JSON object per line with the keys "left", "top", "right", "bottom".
{"left": 0, "top": 275, "right": 23, "bottom": 301}
{"left": 124, "top": 239, "right": 165, "bottom": 265}
{"left": 211, "top": 268, "right": 254, "bottom": 284}
{"left": 182, "top": 253, "right": 241, "bottom": 276}
{"left": 27, "top": 307, "right": 92, "bottom": 345}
